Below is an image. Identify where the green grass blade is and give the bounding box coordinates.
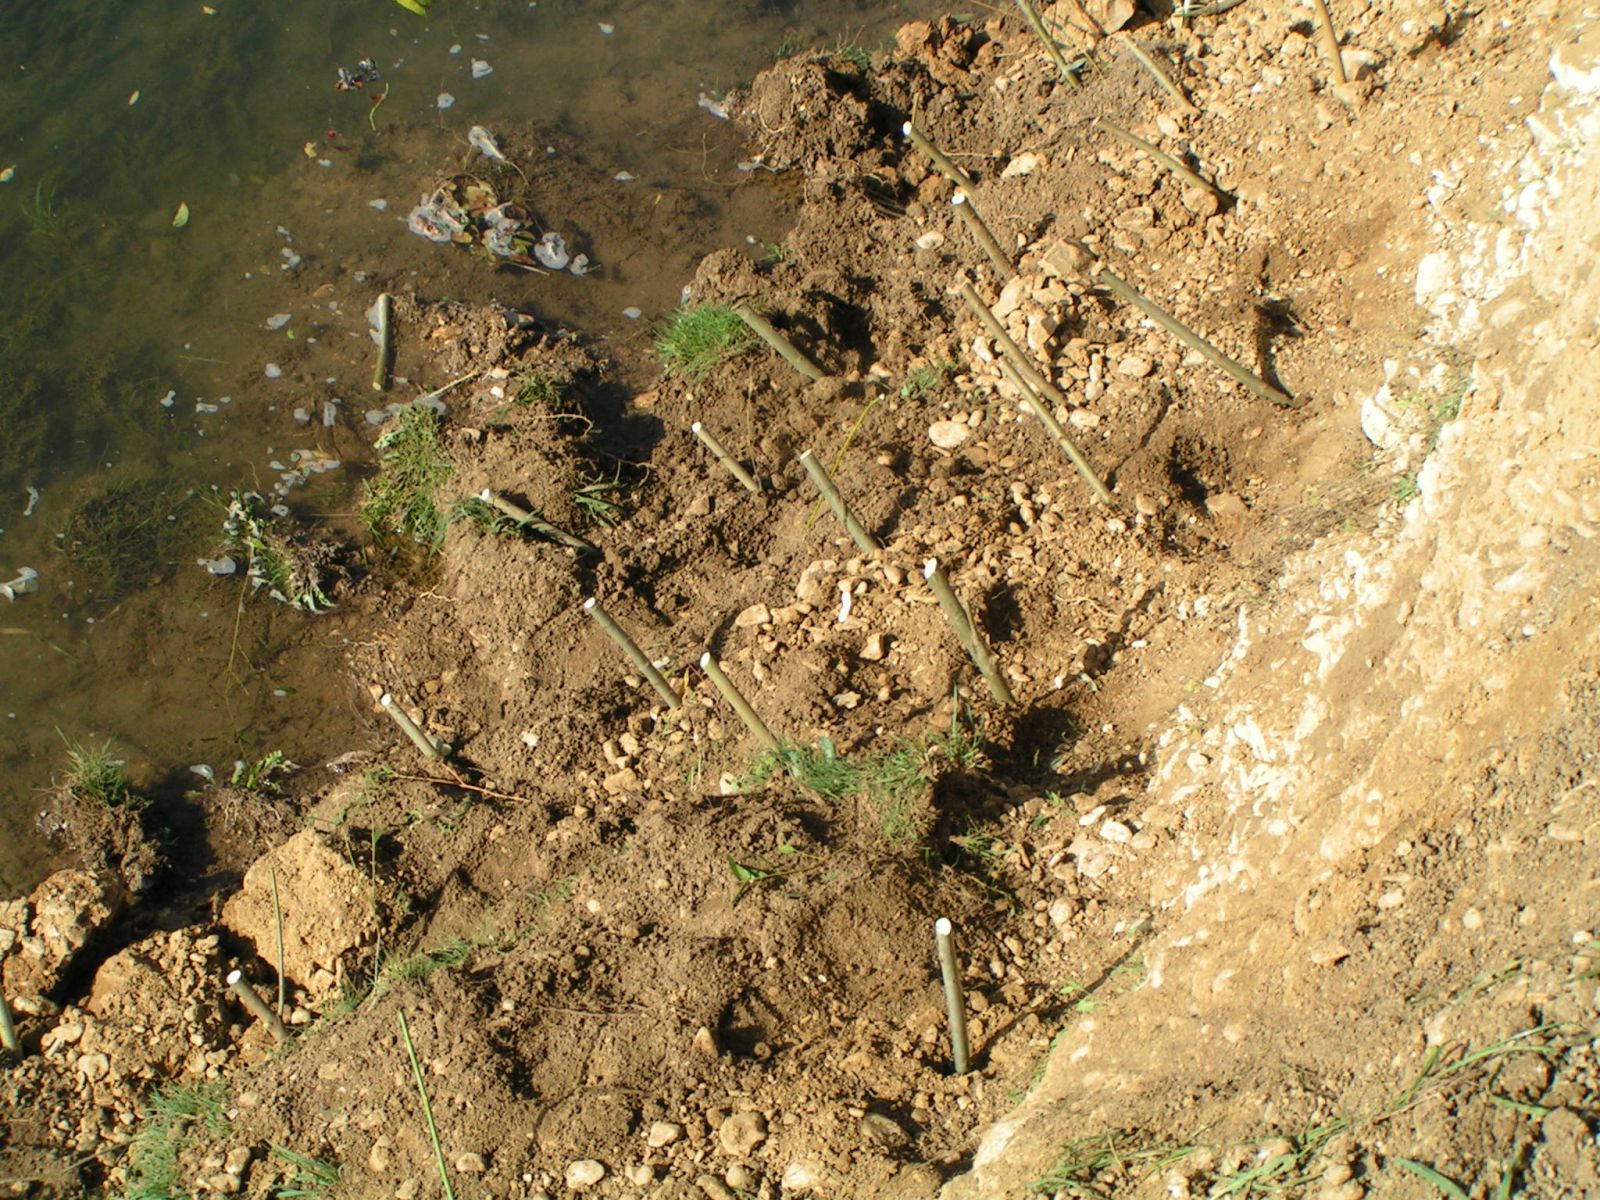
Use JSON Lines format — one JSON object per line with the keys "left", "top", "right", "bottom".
{"left": 1393, "top": 1158, "right": 1470, "bottom": 1199}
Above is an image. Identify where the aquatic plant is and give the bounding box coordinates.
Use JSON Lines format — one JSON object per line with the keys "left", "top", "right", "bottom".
{"left": 58, "top": 735, "right": 141, "bottom": 810}
{"left": 221, "top": 493, "right": 335, "bottom": 613}
{"left": 58, "top": 479, "right": 194, "bottom": 602}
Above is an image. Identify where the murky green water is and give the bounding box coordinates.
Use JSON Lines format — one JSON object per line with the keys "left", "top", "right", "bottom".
{"left": 0, "top": 0, "right": 935, "bottom": 896}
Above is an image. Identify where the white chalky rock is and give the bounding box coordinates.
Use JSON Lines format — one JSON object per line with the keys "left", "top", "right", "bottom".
{"left": 565, "top": 1160, "right": 606, "bottom": 1190}
{"left": 928, "top": 420, "right": 971, "bottom": 449}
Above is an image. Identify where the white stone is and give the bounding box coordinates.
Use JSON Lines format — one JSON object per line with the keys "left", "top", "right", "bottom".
{"left": 928, "top": 420, "right": 971, "bottom": 449}
{"left": 565, "top": 1160, "right": 606, "bottom": 1190}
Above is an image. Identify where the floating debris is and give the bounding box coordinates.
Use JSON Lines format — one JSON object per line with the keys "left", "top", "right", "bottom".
{"left": 266, "top": 313, "right": 292, "bottom": 330}
{"left": 613, "top": 170, "right": 637, "bottom": 182}
{"left": 534, "top": 231, "right": 570, "bottom": 270}
{"left": 436, "top": 92, "right": 455, "bottom": 110}
{"left": 697, "top": 92, "right": 729, "bottom": 120}
{"left": 264, "top": 363, "right": 283, "bottom": 379}
{"left": 195, "top": 402, "right": 220, "bottom": 414}
{"left": 449, "top": 43, "right": 462, "bottom": 55}
{"left": 198, "top": 557, "right": 236, "bottom": 577}
{"left": 369, "top": 198, "right": 389, "bottom": 211}
{"left": 598, "top": 22, "right": 614, "bottom": 34}
{"left": 172, "top": 202, "right": 190, "bottom": 229}
{"left": 467, "top": 125, "right": 511, "bottom": 164}
{"left": 471, "top": 59, "right": 493, "bottom": 79}
{"left": 622, "top": 307, "right": 642, "bottom": 320}
{"left": 280, "top": 247, "right": 301, "bottom": 270}
{"left": 23, "top": 487, "right": 40, "bottom": 517}
{"left": 0, "top": 165, "right": 14, "bottom": 184}
{"left": 335, "top": 58, "right": 381, "bottom": 92}
{"left": 569, "top": 253, "right": 591, "bottom": 277}
{"left": 158, "top": 389, "right": 176, "bottom": 409}
{"left": 128, "top": 89, "right": 139, "bottom": 106}
{"left": 0, "top": 567, "right": 38, "bottom": 602}
{"left": 189, "top": 764, "right": 217, "bottom": 782}
{"left": 220, "top": 492, "right": 336, "bottom": 613}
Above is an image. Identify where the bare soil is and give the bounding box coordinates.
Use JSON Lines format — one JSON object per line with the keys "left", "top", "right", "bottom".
{"left": 3, "top": 3, "right": 1598, "bottom": 1199}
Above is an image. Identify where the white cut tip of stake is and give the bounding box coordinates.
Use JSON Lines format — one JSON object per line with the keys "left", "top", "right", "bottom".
{"left": 951, "top": 191, "right": 968, "bottom": 207}
{"left": 226, "top": 970, "right": 243, "bottom": 986}
{"left": 923, "top": 559, "right": 939, "bottom": 579}
{"left": 699, "top": 652, "right": 713, "bottom": 669}
{"left": 902, "top": 121, "right": 912, "bottom": 137}
{"left": 691, "top": 421, "right": 703, "bottom": 433}
{"left": 935, "top": 917, "right": 953, "bottom": 937}
{"left": 379, "top": 693, "right": 395, "bottom": 708}
{"left": 582, "top": 598, "right": 598, "bottom": 612}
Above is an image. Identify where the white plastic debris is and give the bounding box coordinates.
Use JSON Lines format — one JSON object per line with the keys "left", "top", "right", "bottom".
{"left": 264, "top": 363, "right": 283, "bottom": 379}
{"left": 613, "top": 171, "right": 637, "bottom": 182}
{"left": 23, "top": 486, "right": 39, "bottom": 517}
{"left": 471, "top": 59, "right": 492, "bottom": 79}
{"left": 189, "top": 764, "right": 216, "bottom": 782}
{"left": 0, "top": 566, "right": 39, "bottom": 601}
{"left": 598, "top": 22, "right": 614, "bottom": 34}
{"left": 448, "top": 43, "right": 462, "bottom": 55}
{"left": 697, "top": 92, "right": 729, "bottom": 120}
{"left": 621, "top": 306, "right": 642, "bottom": 320}
{"left": 534, "top": 231, "right": 570, "bottom": 270}
{"left": 437, "top": 92, "right": 456, "bottom": 110}
{"left": 195, "top": 402, "right": 220, "bottom": 414}
{"left": 200, "top": 556, "right": 237, "bottom": 576}
{"left": 468, "top": 125, "right": 510, "bottom": 163}
{"left": 266, "top": 313, "right": 292, "bottom": 330}
{"left": 369, "top": 198, "right": 389, "bottom": 211}
{"left": 323, "top": 401, "right": 338, "bottom": 427}
{"left": 293, "top": 407, "right": 311, "bottom": 424}
{"left": 569, "top": 253, "right": 591, "bottom": 277}
{"left": 158, "top": 389, "right": 177, "bottom": 409}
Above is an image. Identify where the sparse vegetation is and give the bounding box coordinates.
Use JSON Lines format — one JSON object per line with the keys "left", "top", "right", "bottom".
{"left": 899, "top": 358, "right": 955, "bottom": 400}
{"left": 58, "top": 734, "right": 141, "bottom": 810}
{"left": 511, "top": 367, "right": 564, "bottom": 408}
{"left": 654, "top": 303, "right": 755, "bottom": 378}
{"left": 361, "top": 405, "right": 454, "bottom": 550}
{"left": 572, "top": 472, "right": 626, "bottom": 527}
{"left": 230, "top": 749, "right": 294, "bottom": 795}
{"left": 59, "top": 479, "right": 195, "bottom": 603}
{"left": 268, "top": 1146, "right": 340, "bottom": 1199}
{"left": 121, "top": 1082, "right": 228, "bottom": 1200}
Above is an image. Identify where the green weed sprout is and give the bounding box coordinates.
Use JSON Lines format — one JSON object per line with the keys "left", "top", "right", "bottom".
{"left": 58, "top": 733, "right": 140, "bottom": 810}
{"left": 222, "top": 493, "right": 334, "bottom": 613}
{"left": 361, "top": 405, "right": 453, "bottom": 549}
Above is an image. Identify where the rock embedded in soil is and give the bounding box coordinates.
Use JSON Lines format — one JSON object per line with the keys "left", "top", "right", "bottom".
{"left": 717, "top": 1110, "right": 768, "bottom": 1157}
{"left": 782, "top": 1160, "right": 822, "bottom": 1193}
{"left": 646, "top": 1120, "right": 683, "bottom": 1149}
{"left": 697, "top": 1175, "right": 736, "bottom": 1200}
{"left": 928, "top": 420, "right": 971, "bottom": 449}
{"left": 565, "top": 1159, "right": 606, "bottom": 1190}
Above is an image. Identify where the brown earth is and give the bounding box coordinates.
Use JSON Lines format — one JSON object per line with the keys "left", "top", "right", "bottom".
{"left": 3, "top": 3, "right": 1599, "bottom": 1199}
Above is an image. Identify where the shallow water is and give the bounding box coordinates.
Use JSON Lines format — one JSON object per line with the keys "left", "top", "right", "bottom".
{"left": 0, "top": 1, "right": 938, "bottom": 896}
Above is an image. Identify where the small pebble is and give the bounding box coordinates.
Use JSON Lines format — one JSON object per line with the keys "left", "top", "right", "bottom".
{"left": 646, "top": 1121, "right": 683, "bottom": 1149}
{"left": 565, "top": 1160, "right": 605, "bottom": 1190}
{"left": 718, "top": 1110, "right": 767, "bottom": 1157}
{"left": 928, "top": 420, "right": 971, "bottom": 449}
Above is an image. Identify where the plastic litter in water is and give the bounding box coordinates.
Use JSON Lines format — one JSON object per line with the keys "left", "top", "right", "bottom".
{"left": 468, "top": 125, "right": 510, "bottom": 163}
{"left": 293, "top": 407, "right": 311, "bottom": 424}
{"left": 369, "top": 198, "right": 389, "bottom": 212}
{"left": 189, "top": 764, "right": 216, "bottom": 782}
{"left": 200, "top": 557, "right": 236, "bottom": 577}
{"left": 613, "top": 171, "right": 637, "bottom": 182}
{"left": 471, "top": 59, "right": 493, "bottom": 79}
{"left": 449, "top": 43, "right": 462, "bottom": 55}
{"left": 598, "top": 22, "right": 614, "bottom": 34}
{"left": 622, "top": 307, "right": 642, "bottom": 320}
{"left": 23, "top": 486, "right": 39, "bottom": 517}
{"left": 280, "top": 249, "right": 302, "bottom": 270}
{"left": 1, "top": 566, "right": 39, "bottom": 602}
{"left": 533, "top": 231, "right": 570, "bottom": 270}
{"left": 195, "top": 402, "right": 220, "bottom": 414}
{"left": 266, "top": 313, "right": 292, "bottom": 330}
{"left": 158, "top": 389, "right": 177, "bottom": 409}
{"left": 697, "top": 92, "right": 729, "bottom": 120}
{"left": 323, "top": 401, "right": 338, "bottom": 427}
{"left": 264, "top": 363, "right": 283, "bottom": 379}
{"left": 569, "top": 253, "right": 591, "bottom": 277}
{"left": 437, "top": 92, "right": 455, "bottom": 110}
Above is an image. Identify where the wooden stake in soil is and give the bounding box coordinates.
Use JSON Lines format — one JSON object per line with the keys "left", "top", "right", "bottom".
{"left": 0, "top": 988, "right": 21, "bottom": 1061}
{"left": 380, "top": 693, "right": 446, "bottom": 761}
{"left": 1091, "top": 265, "right": 1294, "bottom": 406}
{"left": 690, "top": 422, "right": 761, "bottom": 494}
{"left": 1309, "top": 0, "right": 1349, "bottom": 87}
{"left": 1012, "top": 0, "right": 1084, "bottom": 88}
{"left": 923, "top": 560, "right": 1015, "bottom": 706}
{"left": 955, "top": 279, "right": 1071, "bottom": 412}
{"left": 699, "top": 652, "right": 781, "bottom": 752}
{"left": 902, "top": 121, "right": 975, "bottom": 190}
{"left": 480, "top": 489, "right": 598, "bottom": 554}
{"left": 732, "top": 302, "right": 826, "bottom": 383}
{"left": 995, "top": 358, "right": 1115, "bottom": 507}
{"left": 226, "top": 969, "right": 289, "bottom": 1043}
{"left": 1120, "top": 40, "right": 1198, "bottom": 113}
{"left": 583, "top": 599, "right": 683, "bottom": 711}
{"left": 371, "top": 292, "right": 393, "bottom": 393}
{"left": 951, "top": 192, "right": 1016, "bottom": 281}
{"left": 1094, "top": 118, "right": 1220, "bottom": 201}
{"left": 934, "top": 917, "right": 971, "bottom": 1074}
{"left": 798, "top": 450, "right": 882, "bottom": 557}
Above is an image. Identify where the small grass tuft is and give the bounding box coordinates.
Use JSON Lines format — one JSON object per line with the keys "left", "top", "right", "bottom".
{"left": 361, "top": 405, "right": 454, "bottom": 550}
{"left": 58, "top": 733, "right": 140, "bottom": 810}
{"left": 572, "top": 472, "right": 626, "bottom": 528}
{"left": 511, "top": 367, "right": 565, "bottom": 408}
{"left": 230, "top": 750, "right": 294, "bottom": 795}
{"left": 269, "top": 1145, "right": 341, "bottom": 1198}
{"left": 122, "top": 1082, "right": 229, "bottom": 1200}
{"left": 899, "top": 359, "right": 956, "bottom": 401}
{"left": 654, "top": 304, "right": 755, "bottom": 378}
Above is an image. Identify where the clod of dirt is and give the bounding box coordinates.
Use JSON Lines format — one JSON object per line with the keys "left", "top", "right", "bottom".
{"left": 220, "top": 829, "right": 376, "bottom": 994}
{"left": 0, "top": 870, "right": 125, "bottom": 1002}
